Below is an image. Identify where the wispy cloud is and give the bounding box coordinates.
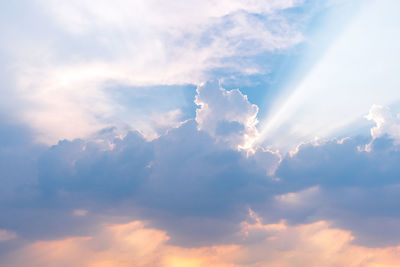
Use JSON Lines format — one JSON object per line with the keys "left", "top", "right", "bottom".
{"left": 1, "top": 0, "right": 305, "bottom": 143}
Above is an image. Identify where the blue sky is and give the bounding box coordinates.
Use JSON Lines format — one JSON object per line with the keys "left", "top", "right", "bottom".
{"left": 2, "top": 0, "right": 400, "bottom": 266}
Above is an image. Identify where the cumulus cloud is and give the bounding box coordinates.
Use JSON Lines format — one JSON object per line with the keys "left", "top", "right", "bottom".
{"left": 0, "top": 118, "right": 43, "bottom": 200}
{"left": 366, "top": 104, "right": 400, "bottom": 145}
{"left": 3, "top": 87, "right": 400, "bottom": 251}
{"left": 195, "top": 81, "right": 259, "bottom": 149}
{"left": 0, "top": 83, "right": 285, "bottom": 247}
{"left": 28, "top": 119, "right": 280, "bottom": 246}
{"left": 272, "top": 134, "right": 400, "bottom": 246}
{"left": 4, "top": 74, "right": 400, "bottom": 264}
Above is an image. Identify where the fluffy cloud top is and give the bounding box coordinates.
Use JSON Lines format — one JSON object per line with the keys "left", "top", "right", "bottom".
{"left": 195, "top": 81, "right": 259, "bottom": 149}
{"left": 366, "top": 104, "right": 400, "bottom": 145}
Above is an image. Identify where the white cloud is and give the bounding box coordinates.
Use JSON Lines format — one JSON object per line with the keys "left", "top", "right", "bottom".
{"left": 1, "top": 0, "right": 304, "bottom": 144}
{"left": 195, "top": 81, "right": 259, "bottom": 149}
{"left": 366, "top": 104, "right": 400, "bottom": 144}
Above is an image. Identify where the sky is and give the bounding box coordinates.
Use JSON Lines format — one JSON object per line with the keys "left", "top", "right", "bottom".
{"left": 1, "top": 0, "right": 400, "bottom": 266}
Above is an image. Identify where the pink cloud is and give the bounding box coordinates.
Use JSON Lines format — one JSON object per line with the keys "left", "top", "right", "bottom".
{"left": 3, "top": 214, "right": 400, "bottom": 267}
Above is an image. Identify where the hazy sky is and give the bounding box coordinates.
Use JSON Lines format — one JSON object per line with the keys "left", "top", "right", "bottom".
{"left": 2, "top": 0, "right": 400, "bottom": 266}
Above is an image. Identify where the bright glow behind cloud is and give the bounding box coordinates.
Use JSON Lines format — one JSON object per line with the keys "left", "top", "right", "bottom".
{"left": 3, "top": 2, "right": 400, "bottom": 266}
{"left": 258, "top": 0, "right": 400, "bottom": 151}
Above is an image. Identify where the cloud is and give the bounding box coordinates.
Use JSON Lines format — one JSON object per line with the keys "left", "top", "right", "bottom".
{"left": 272, "top": 127, "right": 400, "bottom": 246}
{"left": 3, "top": 76, "right": 400, "bottom": 261}
{"left": 3, "top": 85, "right": 400, "bottom": 252}
{"left": 195, "top": 81, "right": 259, "bottom": 149}
{"left": 1, "top": 220, "right": 240, "bottom": 267}
{"left": 0, "top": 118, "right": 43, "bottom": 200}
{"left": 28, "top": 118, "right": 279, "bottom": 246}
{"left": 41, "top": 0, "right": 303, "bottom": 57}
{"left": 237, "top": 211, "right": 400, "bottom": 267}
{"left": 3, "top": 1, "right": 400, "bottom": 264}
{"left": 0, "top": 229, "right": 17, "bottom": 242}
{"left": 73, "top": 209, "right": 88, "bottom": 217}
{"left": 2, "top": 214, "right": 400, "bottom": 267}
{"left": 0, "top": 0, "right": 305, "bottom": 143}
{"left": 366, "top": 104, "right": 400, "bottom": 145}
{"left": 0, "top": 82, "right": 284, "bottom": 248}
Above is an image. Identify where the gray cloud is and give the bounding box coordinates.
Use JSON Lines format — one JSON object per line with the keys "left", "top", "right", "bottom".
{"left": 1, "top": 82, "right": 400, "bottom": 251}
{"left": 271, "top": 134, "right": 400, "bottom": 246}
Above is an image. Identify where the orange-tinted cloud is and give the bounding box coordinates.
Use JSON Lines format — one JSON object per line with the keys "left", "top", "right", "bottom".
{"left": 2, "top": 213, "right": 400, "bottom": 267}
{"left": 2, "top": 221, "right": 241, "bottom": 267}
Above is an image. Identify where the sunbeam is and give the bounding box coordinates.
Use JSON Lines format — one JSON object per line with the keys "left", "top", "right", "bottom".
{"left": 257, "top": 0, "right": 400, "bottom": 152}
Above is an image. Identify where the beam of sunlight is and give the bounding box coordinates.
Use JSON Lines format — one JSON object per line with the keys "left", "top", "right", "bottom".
{"left": 257, "top": 0, "right": 400, "bottom": 152}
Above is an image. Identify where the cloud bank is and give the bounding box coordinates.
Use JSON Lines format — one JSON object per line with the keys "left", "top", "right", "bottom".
{"left": 2, "top": 1, "right": 400, "bottom": 265}
{"left": 1, "top": 78, "right": 400, "bottom": 265}
{"left": 3, "top": 216, "right": 400, "bottom": 267}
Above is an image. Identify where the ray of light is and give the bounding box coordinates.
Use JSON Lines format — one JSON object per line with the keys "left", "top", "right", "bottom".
{"left": 256, "top": 0, "right": 400, "bottom": 152}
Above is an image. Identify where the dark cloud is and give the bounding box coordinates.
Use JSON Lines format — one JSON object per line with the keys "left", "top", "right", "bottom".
{"left": 28, "top": 120, "right": 279, "bottom": 246}
{"left": 2, "top": 116, "right": 400, "bottom": 249}
{"left": 2, "top": 84, "right": 400, "bottom": 250}
{"left": 271, "top": 136, "right": 400, "bottom": 246}
{"left": 0, "top": 118, "right": 42, "bottom": 198}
